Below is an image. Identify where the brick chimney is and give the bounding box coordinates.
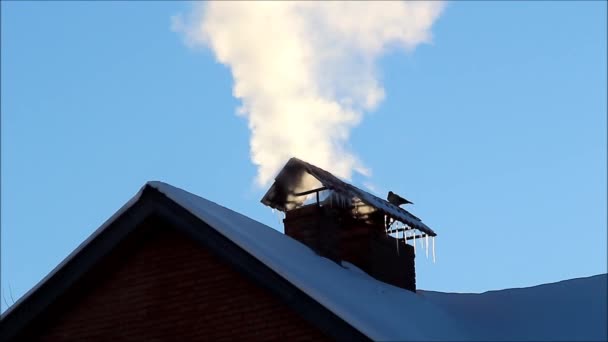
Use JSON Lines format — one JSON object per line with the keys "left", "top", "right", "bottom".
{"left": 283, "top": 201, "right": 416, "bottom": 291}
{"left": 261, "top": 158, "right": 437, "bottom": 293}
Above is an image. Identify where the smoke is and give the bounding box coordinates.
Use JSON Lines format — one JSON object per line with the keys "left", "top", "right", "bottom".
{"left": 172, "top": 1, "right": 444, "bottom": 186}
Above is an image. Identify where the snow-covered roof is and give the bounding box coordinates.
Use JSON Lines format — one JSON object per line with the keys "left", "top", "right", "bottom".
{"left": 150, "top": 182, "right": 607, "bottom": 341}
{"left": 261, "top": 158, "right": 436, "bottom": 237}
{"left": 420, "top": 274, "right": 607, "bottom": 341}
{"left": 150, "top": 181, "right": 460, "bottom": 341}
{"left": 4, "top": 181, "right": 605, "bottom": 341}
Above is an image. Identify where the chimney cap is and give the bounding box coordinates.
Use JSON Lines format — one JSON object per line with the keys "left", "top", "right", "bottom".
{"left": 260, "top": 157, "right": 437, "bottom": 237}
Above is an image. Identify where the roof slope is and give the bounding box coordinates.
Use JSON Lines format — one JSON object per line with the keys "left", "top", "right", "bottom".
{"left": 150, "top": 182, "right": 461, "bottom": 341}
{"left": 149, "top": 182, "right": 608, "bottom": 341}
{"left": 420, "top": 274, "right": 607, "bottom": 341}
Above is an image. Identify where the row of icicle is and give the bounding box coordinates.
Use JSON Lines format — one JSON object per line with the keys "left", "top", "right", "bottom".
{"left": 386, "top": 219, "right": 435, "bottom": 263}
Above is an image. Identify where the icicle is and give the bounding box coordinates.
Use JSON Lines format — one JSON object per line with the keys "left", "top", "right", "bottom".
{"left": 432, "top": 237, "right": 436, "bottom": 263}
{"left": 419, "top": 231, "right": 424, "bottom": 249}
{"left": 384, "top": 216, "right": 388, "bottom": 234}
{"left": 403, "top": 230, "right": 408, "bottom": 245}
{"left": 426, "top": 234, "right": 429, "bottom": 259}
{"left": 271, "top": 208, "right": 282, "bottom": 227}
{"left": 413, "top": 232, "right": 416, "bottom": 253}
{"left": 395, "top": 229, "right": 400, "bottom": 255}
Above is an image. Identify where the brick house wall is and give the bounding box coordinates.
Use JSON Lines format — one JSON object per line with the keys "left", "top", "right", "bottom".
{"left": 18, "top": 217, "right": 331, "bottom": 341}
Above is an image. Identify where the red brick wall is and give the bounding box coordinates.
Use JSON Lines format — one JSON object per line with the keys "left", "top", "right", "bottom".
{"left": 23, "top": 219, "right": 331, "bottom": 341}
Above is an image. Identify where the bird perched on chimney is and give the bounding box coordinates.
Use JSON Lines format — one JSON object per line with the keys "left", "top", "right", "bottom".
{"left": 387, "top": 191, "right": 413, "bottom": 207}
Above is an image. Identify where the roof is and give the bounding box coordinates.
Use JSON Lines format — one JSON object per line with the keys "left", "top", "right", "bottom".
{"left": 2, "top": 181, "right": 606, "bottom": 341}
{"left": 0, "top": 181, "right": 460, "bottom": 341}
{"left": 148, "top": 182, "right": 459, "bottom": 340}
{"left": 261, "top": 158, "right": 436, "bottom": 237}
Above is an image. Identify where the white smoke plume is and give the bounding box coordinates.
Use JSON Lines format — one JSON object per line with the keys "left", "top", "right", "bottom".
{"left": 173, "top": 1, "right": 444, "bottom": 186}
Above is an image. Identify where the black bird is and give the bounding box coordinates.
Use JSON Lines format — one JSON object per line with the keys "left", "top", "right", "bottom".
{"left": 387, "top": 191, "right": 413, "bottom": 207}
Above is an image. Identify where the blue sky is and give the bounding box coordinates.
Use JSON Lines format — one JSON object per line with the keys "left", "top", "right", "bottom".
{"left": 1, "top": 1, "right": 606, "bottom": 312}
